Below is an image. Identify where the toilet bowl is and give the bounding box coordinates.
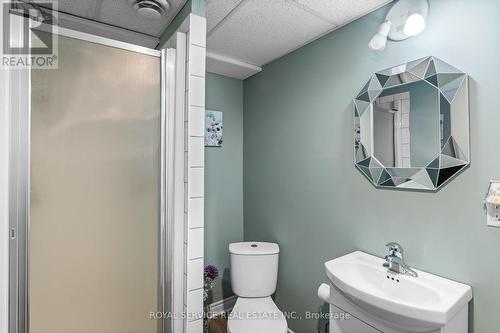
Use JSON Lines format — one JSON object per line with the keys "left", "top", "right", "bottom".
{"left": 227, "top": 242, "right": 288, "bottom": 333}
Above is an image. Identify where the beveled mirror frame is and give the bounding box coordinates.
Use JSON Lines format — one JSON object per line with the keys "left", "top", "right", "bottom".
{"left": 353, "top": 56, "right": 470, "bottom": 191}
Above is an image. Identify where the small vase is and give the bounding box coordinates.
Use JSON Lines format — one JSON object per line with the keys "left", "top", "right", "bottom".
{"left": 203, "top": 304, "right": 210, "bottom": 333}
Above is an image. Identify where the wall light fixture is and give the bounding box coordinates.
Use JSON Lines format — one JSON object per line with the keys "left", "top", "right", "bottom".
{"left": 369, "top": 0, "right": 429, "bottom": 51}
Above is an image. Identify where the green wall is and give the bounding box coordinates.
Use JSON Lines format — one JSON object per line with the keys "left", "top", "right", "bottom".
{"left": 243, "top": 0, "right": 500, "bottom": 332}
{"left": 205, "top": 73, "right": 244, "bottom": 302}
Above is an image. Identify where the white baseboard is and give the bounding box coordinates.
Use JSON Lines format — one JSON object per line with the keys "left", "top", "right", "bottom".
{"left": 209, "top": 295, "right": 238, "bottom": 315}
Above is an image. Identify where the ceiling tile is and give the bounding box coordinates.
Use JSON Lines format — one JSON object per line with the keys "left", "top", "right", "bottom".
{"left": 36, "top": 0, "right": 187, "bottom": 37}
{"left": 207, "top": 0, "right": 243, "bottom": 33}
{"left": 295, "top": 0, "right": 392, "bottom": 25}
{"left": 207, "top": 0, "right": 333, "bottom": 66}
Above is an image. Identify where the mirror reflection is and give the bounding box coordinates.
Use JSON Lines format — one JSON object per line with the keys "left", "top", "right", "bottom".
{"left": 353, "top": 56, "right": 470, "bottom": 191}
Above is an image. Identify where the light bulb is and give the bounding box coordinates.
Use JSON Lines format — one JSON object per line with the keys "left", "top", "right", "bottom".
{"left": 404, "top": 13, "right": 426, "bottom": 36}
{"left": 368, "top": 34, "right": 388, "bottom": 51}
{"left": 368, "top": 21, "right": 392, "bottom": 51}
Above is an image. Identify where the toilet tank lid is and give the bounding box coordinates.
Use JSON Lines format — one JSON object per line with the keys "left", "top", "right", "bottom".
{"left": 229, "top": 242, "right": 279, "bottom": 255}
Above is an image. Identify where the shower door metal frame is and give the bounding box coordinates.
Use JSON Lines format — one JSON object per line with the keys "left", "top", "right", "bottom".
{"left": 8, "top": 14, "right": 31, "bottom": 333}
{"left": 7, "top": 16, "right": 173, "bottom": 333}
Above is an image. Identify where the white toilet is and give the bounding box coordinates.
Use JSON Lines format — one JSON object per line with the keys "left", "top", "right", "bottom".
{"left": 227, "top": 242, "right": 288, "bottom": 333}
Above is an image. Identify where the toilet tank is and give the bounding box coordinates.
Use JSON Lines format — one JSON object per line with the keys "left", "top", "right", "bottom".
{"left": 229, "top": 242, "right": 280, "bottom": 297}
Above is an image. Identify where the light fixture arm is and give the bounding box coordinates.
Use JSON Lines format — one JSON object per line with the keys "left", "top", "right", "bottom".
{"left": 368, "top": 20, "right": 392, "bottom": 51}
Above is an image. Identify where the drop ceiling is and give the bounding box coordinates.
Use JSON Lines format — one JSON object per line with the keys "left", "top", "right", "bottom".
{"left": 34, "top": 0, "right": 188, "bottom": 48}
{"left": 207, "top": 0, "right": 393, "bottom": 79}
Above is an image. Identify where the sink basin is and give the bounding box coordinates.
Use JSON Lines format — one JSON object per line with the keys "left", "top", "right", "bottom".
{"left": 325, "top": 251, "right": 472, "bottom": 332}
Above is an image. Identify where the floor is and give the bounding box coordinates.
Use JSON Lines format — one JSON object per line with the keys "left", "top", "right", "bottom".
{"left": 210, "top": 315, "right": 228, "bottom": 333}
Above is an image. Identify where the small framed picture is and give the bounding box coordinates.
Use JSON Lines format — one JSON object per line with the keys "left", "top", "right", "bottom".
{"left": 484, "top": 180, "right": 500, "bottom": 227}
{"left": 485, "top": 180, "right": 500, "bottom": 205}
{"left": 205, "top": 110, "right": 223, "bottom": 147}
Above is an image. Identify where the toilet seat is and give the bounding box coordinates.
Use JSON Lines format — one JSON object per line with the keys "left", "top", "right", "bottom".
{"left": 227, "top": 297, "right": 288, "bottom": 333}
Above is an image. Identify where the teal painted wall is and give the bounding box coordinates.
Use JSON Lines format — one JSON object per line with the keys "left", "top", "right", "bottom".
{"left": 205, "top": 73, "right": 244, "bottom": 302}
{"left": 243, "top": 0, "right": 500, "bottom": 332}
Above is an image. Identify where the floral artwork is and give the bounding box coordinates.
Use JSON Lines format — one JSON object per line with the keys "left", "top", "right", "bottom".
{"left": 205, "top": 111, "right": 223, "bottom": 147}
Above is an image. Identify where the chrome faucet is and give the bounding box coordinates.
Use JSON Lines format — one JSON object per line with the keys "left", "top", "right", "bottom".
{"left": 383, "top": 242, "right": 418, "bottom": 277}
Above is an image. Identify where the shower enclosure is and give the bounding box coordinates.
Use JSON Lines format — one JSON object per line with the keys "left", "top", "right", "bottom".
{"left": 5, "top": 11, "right": 184, "bottom": 333}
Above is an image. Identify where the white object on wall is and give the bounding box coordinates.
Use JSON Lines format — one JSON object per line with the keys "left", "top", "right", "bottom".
{"left": 317, "top": 283, "right": 330, "bottom": 303}
{"left": 369, "top": 0, "right": 429, "bottom": 51}
{"left": 484, "top": 180, "right": 500, "bottom": 228}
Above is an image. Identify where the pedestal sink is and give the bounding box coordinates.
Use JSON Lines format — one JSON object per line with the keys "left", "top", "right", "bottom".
{"left": 322, "top": 251, "right": 472, "bottom": 333}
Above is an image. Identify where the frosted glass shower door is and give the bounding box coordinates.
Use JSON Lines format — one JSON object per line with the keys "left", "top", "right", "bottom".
{"left": 29, "top": 34, "right": 162, "bottom": 333}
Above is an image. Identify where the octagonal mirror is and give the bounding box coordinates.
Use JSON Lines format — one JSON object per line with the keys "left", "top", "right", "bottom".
{"left": 354, "top": 56, "right": 470, "bottom": 191}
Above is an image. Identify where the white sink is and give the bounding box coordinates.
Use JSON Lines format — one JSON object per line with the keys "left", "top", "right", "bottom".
{"left": 325, "top": 251, "right": 472, "bottom": 332}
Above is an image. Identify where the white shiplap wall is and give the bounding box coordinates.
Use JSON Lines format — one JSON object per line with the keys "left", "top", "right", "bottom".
{"left": 184, "top": 14, "right": 207, "bottom": 333}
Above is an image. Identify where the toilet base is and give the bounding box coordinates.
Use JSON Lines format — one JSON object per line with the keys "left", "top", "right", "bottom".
{"left": 227, "top": 296, "right": 288, "bottom": 333}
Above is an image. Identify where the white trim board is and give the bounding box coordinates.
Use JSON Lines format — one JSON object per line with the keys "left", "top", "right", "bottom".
{"left": 169, "top": 30, "right": 187, "bottom": 333}
{"left": 206, "top": 51, "right": 262, "bottom": 80}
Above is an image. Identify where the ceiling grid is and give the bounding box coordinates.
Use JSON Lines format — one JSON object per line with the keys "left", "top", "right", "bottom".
{"left": 206, "top": 0, "right": 393, "bottom": 79}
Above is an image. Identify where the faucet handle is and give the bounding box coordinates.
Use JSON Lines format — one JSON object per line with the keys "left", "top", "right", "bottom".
{"left": 385, "top": 242, "right": 404, "bottom": 256}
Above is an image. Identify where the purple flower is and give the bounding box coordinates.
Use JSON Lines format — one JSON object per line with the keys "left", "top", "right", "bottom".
{"left": 204, "top": 264, "right": 219, "bottom": 280}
